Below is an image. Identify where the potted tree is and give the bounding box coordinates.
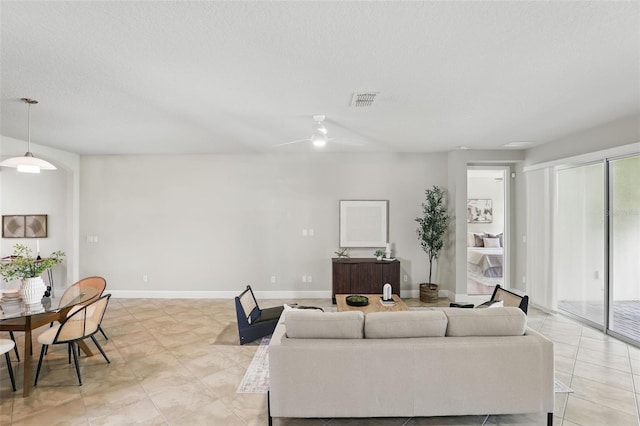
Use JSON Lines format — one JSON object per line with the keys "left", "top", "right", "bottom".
{"left": 415, "top": 186, "right": 449, "bottom": 302}
{"left": 0, "top": 244, "right": 64, "bottom": 304}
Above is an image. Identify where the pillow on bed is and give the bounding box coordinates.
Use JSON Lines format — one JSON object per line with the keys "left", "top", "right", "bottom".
{"left": 467, "top": 232, "right": 476, "bottom": 247}
{"left": 483, "top": 237, "right": 501, "bottom": 248}
{"left": 473, "top": 233, "right": 485, "bottom": 247}
{"left": 486, "top": 232, "right": 504, "bottom": 247}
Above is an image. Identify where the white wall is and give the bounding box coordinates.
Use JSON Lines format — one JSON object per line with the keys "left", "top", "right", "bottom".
{"left": 525, "top": 115, "right": 640, "bottom": 166}
{"left": 79, "top": 152, "right": 448, "bottom": 297}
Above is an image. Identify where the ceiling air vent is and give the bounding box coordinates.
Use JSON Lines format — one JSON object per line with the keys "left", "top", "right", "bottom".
{"left": 350, "top": 92, "right": 379, "bottom": 108}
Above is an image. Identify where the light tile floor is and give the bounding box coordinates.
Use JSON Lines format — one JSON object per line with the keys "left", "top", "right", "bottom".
{"left": 0, "top": 297, "right": 639, "bottom": 425}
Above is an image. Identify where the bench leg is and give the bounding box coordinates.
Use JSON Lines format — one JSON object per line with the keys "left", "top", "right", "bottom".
{"left": 267, "top": 390, "right": 272, "bottom": 426}
{"left": 547, "top": 412, "right": 553, "bottom": 425}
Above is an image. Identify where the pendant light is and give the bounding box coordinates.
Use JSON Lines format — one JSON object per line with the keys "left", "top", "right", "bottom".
{"left": 0, "top": 98, "right": 56, "bottom": 173}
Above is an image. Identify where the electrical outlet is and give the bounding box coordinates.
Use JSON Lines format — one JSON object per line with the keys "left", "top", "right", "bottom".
{"left": 307, "top": 275, "right": 312, "bottom": 283}
{"left": 302, "top": 229, "right": 308, "bottom": 237}
{"left": 302, "top": 276, "right": 307, "bottom": 283}
{"left": 522, "top": 275, "right": 526, "bottom": 284}
{"left": 403, "top": 274, "right": 408, "bottom": 282}
{"left": 143, "top": 275, "right": 148, "bottom": 282}
{"left": 308, "top": 229, "right": 314, "bottom": 237}
{"left": 270, "top": 276, "right": 276, "bottom": 284}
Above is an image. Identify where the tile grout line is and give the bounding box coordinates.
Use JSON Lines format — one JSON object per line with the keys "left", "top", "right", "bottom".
{"left": 560, "top": 318, "right": 583, "bottom": 424}
{"left": 628, "top": 344, "right": 640, "bottom": 425}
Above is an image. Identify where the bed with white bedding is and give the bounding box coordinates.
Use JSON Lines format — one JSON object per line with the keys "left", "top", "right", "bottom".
{"left": 467, "top": 246, "right": 503, "bottom": 278}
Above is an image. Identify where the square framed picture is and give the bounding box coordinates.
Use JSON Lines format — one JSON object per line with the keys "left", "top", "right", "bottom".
{"left": 2, "top": 215, "right": 25, "bottom": 238}
{"left": 25, "top": 215, "right": 48, "bottom": 238}
{"left": 339, "top": 200, "right": 388, "bottom": 247}
{"left": 467, "top": 199, "right": 493, "bottom": 223}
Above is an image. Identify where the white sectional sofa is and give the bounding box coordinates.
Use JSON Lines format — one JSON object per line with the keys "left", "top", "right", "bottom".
{"left": 268, "top": 307, "right": 554, "bottom": 425}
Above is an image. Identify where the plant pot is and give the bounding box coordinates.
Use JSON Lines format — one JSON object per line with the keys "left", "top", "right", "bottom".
{"left": 20, "top": 277, "right": 46, "bottom": 304}
{"left": 419, "top": 283, "right": 439, "bottom": 303}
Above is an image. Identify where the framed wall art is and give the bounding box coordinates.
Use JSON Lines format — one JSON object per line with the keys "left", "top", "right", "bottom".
{"left": 339, "top": 200, "right": 388, "bottom": 247}
{"left": 467, "top": 199, "right": 493, "bottom": 223}
{"left": 2, "top": 214, "right": 47, "bottom": 238}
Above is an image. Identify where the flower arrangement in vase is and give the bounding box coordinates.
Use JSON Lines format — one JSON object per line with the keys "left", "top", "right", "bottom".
{"left": 0, "top": 244, "right": 65, "bottom": 304}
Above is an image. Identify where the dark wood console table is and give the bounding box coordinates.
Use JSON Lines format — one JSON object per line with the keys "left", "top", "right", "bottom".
{"left": 332, "top": 258, "right": 400, "bottom": 303}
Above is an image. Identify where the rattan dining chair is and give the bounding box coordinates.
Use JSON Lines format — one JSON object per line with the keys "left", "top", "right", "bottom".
{"left": 6, "top": 332, "right": 20, "bottom": 361}
{"left": 34, "top": 294, "right": 111, "bottom": 386}
{"left": 56, "top": 276, "right": 109, "bottom": 340}
{"left": 0, "top": 338, "right": 17, "bottom": 391}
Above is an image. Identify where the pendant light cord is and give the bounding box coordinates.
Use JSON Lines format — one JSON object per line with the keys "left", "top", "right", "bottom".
{"left": 27, "top": 101, "right": 32, "bottom": 153}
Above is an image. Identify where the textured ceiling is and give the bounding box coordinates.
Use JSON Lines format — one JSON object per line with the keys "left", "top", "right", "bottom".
{"left": 1, "top": 1, "right": 638, "bottom": 155}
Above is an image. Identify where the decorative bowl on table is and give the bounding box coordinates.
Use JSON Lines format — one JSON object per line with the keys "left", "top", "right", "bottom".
{"left": 345, "top": 295, "right": 369, "bottom": 306}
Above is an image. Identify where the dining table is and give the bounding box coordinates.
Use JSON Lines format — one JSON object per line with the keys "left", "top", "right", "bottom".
{"left": 0, "top": 287, "right": 99, "bottom": 397}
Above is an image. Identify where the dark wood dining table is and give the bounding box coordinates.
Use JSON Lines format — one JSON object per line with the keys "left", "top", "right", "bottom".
{"left": 0, "top": 287, "right": 99, "bottom": 397}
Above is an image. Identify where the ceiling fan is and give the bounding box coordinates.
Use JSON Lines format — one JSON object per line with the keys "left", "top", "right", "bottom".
{"left": 276, "top": 115, "right": 363, "bottom": 149}
{"left": 276, "top": 115, "right": 330, "bottom": 148}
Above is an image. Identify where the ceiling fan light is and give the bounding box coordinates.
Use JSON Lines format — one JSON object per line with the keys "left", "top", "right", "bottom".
{"left": 311, "top": 133, "right": 327, "bottom": 148}
{"left": 313, "top": 123, "right": 328, "bottom": 135}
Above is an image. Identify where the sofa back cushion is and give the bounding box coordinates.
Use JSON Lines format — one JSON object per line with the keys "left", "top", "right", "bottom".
{"left": 365, "top": 310, "right": 448, "bottom": 338}
{"left": 443, "top": 307, "right": 527, "bottom": 336}
{"left": 285, "top": 310, "right": 364, "bottom": 339}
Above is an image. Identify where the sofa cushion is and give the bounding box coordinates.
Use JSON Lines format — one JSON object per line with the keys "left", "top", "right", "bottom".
{"left": 442, "top": 307, "right": 526, "bottom": 336}
{"left": 285, "top": 310, "right": 364, "bottom": 339}
{"left": 365, "top": 310, "right": 448, "bottom": 338}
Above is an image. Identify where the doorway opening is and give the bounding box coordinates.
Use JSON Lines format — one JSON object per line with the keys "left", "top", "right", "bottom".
{"left": 466, "top": 167, "right": 509, "bottom": 296}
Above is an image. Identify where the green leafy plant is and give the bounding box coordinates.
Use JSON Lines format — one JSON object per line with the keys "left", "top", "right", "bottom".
{"left": 0, "top": 244, "right": 65, "bottom": 281}
{"left": 373, "top": 249, "right": 385, "bottom": 258}
{"left": 415, "top": 186, "right": 450, "bottom": 284}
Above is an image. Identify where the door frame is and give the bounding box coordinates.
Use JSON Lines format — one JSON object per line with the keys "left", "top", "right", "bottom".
{"left": 466, "top": 164, "right": 512, "bottom": 300}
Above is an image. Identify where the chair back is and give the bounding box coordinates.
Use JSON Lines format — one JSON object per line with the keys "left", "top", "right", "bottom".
{"left": 59, "top": 276, "right": 107, "bottom": 308}
{"left": 54, "top": 294, "right": 111, "bottom": 343}
{"left": 491, "top": 285, "right": 529, "bottom": 314}
{"left": 235, "top": 285, "right": 260, "bottom": 325}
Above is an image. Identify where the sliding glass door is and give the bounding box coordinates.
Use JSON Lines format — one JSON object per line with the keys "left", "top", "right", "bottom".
{"left": 555, "top": 154, "right": 639, "bottom": 345}
{"left": 608, "top": 155, "right": 640, "bottom": 342}
{"left": 556, "top": 163, "right": 605, "bottom": 327}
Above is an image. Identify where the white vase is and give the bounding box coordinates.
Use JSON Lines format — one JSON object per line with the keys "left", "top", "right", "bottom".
{"left": 20, "top": 277, "right": 46, "bottom": 304}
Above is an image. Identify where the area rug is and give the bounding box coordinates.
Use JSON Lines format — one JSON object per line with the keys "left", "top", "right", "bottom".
{"left": 236, "top": 336, "right": 271, "bottom": 393}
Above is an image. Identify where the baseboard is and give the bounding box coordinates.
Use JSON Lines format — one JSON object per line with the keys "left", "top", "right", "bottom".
{"left": 108, "top": 289, "right": 455, "bottom": 300}
{"left": 108, "top": 290, "right": 333, "bottom": 299}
